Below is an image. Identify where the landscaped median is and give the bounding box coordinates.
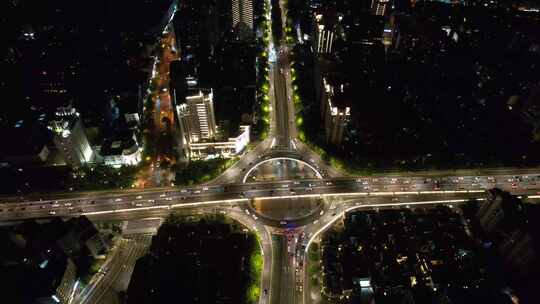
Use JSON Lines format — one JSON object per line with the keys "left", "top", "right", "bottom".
{"left": 246, "top": 233, "right": 264, "bottom": 304}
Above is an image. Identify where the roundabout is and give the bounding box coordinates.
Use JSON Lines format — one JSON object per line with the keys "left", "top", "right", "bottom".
{"left": 242, "top": 157, "right": 323, "bottom": 183}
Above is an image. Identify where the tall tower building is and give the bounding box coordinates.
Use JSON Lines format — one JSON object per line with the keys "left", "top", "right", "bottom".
{"left": 321, "top": 78, "right": 351, "bottom": 145}
{"left": 371, "top": 0, "right": 390, "bottom": 16}
{"left": 48, "top": 106, "right": 93, "bottom": 168}
{"left": 316, "top": 24, "right": 335, "bottom": 54}
{"left": 177, "top": 90, "right": 217, "bottom": 145}
{"left": 232, "top": 0, "right": 253, "bottom": 30}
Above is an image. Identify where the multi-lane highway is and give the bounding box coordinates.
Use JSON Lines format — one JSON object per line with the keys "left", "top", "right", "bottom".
{"left": 2, "top": 173, "right": 540, "bottom": 221}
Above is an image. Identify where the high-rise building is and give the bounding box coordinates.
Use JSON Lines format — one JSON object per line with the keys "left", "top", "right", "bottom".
{"left": 313, "top": 13, "right": 338, "bottom": 54}
{"left": 48, "top": 106, "right": 93, "bottom": 168}
{"left": 232, "top": 0, "right": 253, "bottom": 30}
{"left": 321, "top": 78, "right": 351, "bottom": 145}
{"left": 175, "top": 89, "right": 250, "bottom": 159}
{"left": 316, "top": 24, "right": 335, "bottom": 54}
{"left": 371, "top": 0, "right": 390, "bottom": 16}
{"left": 177, "top": 90, "right": 217, "bottom": 146}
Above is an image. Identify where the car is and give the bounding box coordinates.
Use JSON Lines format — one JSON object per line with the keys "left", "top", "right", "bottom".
{"left": 202, "top": 186, "right": 209, "bottom": 191}
{"left": 148, "top": 199, "right": 155, "bottom": 203}
{"left": 115, "top": 198, "right": 122, "bottom": 202}
{"left": 136, "top": 203, "right": 143, "bottom": 207}
{"left": 252, "top": 214, "right": 258, "bottom": 220}
{"left": 244, "top": 209, "right": 250, "bottom": 215}
{"left": 165, "top": 197, "right": 173, "bottom": 201}
{"left": 320, "top": 210, "right": 324, "bottom": 215}
{"left": 136, "top": 195, "right": 143, "bottom": 199}
{"left": 160, "top": 194, "right": 167, "bottom": 197}
{"left": 48, "top": 211, "right": 56, "bottom": 215}
{"left": 264, "top": 289, "right": 268, "bottom": 295}
{"left": 280, "top": 220, "right": 287, "bottom": 225}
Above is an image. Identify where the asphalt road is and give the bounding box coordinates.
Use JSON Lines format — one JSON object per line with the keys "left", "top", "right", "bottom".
{"left": 270, "top": 234, "right": 296, "bottom": 304}
{"left": 2, "top": 173, "right": 540, "bottom": 221}
{"left": 74, "top": 235, "right": 151, "bottom": 304}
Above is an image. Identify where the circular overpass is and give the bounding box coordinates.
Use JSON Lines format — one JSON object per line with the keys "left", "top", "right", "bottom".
{"left": 242, "top": 157, "right": 323, "bottom": 183}
{"left": 242, "top": 156, "right": 324, "bottom": 225}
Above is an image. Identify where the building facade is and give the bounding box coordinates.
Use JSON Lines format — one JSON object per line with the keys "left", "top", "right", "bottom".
{"left": 232, "top": 0, "right": 253, "bottom": 30}
{"left": 100, "top": 131, "right": 141, "bottom": 168}
{"left": 189, "top": 125, "right": 250, "bottom": 159}
{"left": 48, "top": 106, "right": 93, "bottom": 168}
{"left": 177, "top": 90, "right": 217, "bottom": 145}
{"left": 371, "top": 0, "right": 390, "bottom": 16}
{"left": 321, "top": 77, "right": 351, "bottom": 145}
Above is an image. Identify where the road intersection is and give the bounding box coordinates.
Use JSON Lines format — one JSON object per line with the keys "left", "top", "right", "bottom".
{"left": 2, "top": 1, "right": 540, "bottom": 303}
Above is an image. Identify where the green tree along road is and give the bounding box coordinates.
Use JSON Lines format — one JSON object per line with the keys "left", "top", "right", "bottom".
{"left": 174, "top": 157, "right": 239, "bottom": 186}
{"left": 70, "top": 165, "right": 140, "bottom": 191}
{"left": 254, "top": 0, "right": 272, "bottom": 141}
{"left": 247, "top": 233, "right": 263, "bottom": 304}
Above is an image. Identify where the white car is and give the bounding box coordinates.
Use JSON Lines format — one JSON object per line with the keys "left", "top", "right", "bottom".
{"left": 136, "top": 195, "right": 143, "bottom": 199}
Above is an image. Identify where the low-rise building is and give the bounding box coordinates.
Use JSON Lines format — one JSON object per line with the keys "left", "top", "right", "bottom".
{"left": 58, "top": 216, "right": 109, "bottom": 259}
{"left": 99, "top": 131, "right": 141, "bottom": 168}
{"left": 188, "top": 125, "right": 250, "bottom": 159}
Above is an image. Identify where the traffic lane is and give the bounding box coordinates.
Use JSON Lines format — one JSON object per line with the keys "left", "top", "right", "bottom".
{"left": 0, "top": 179, "right": 523, "bottom": 215}
{"left": 3, "top": 177, "right": 540, "bottom": 220}
{"left": 4, "top": 172, "right": 540, "bottom": 206}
